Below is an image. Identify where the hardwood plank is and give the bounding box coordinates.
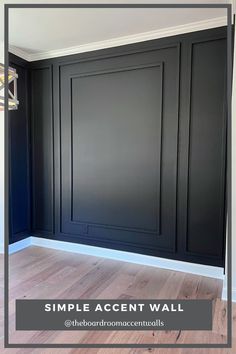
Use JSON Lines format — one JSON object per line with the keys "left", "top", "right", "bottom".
{"left": 0, "top": 246, "right": 234, "bottom": 353}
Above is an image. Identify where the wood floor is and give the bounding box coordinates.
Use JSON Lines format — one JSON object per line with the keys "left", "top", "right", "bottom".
{"left": 0, "top": 245, "right": 235, "bottom": 353}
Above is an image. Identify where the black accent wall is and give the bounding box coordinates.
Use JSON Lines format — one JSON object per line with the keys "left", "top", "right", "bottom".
{"left": 9, "top": 26, "right": 227, "bottom": 267}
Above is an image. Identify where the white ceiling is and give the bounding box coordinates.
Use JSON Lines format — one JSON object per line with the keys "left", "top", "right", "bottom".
{"left": 3, "top": 0, "right": 229, "bottom": 61}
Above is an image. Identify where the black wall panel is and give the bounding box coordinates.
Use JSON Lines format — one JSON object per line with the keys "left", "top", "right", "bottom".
{"left": 9, "top": 55, "right": 30, "bottom": 243}
{"left": 31, "top": 66, "right": 53, "bottom": 234}
{"left": 176, "top": 29, "right": 227, "bottom": 266}
{"left": 10, "top": 27, "right": 227, "bottom": 267}
{"left": 186, "top": 39, "right": 226, "bottom": 257}
{"left": 59, "top": 46, "right": 179, "bottom": 253}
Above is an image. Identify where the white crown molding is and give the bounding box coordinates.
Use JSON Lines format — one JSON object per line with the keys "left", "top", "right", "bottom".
{"left": 9, "top": 46, "right": 31, "bottom": 62}
{"left": 9, "top": 16, "right": 227, "bottom": 62}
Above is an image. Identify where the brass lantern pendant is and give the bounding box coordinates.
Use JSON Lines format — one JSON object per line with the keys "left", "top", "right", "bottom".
{"left": 0, "top": 63, "right": 19, "bottom": 111}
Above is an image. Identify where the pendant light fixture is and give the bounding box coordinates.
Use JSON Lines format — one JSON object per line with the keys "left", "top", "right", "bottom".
{"left": 0, "top": 63, "right": 19, "bottom": 111}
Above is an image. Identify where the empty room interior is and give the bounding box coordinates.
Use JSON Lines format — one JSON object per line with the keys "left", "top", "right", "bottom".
{"left": 1, "top": 2, "right": 236, "bottom": 351}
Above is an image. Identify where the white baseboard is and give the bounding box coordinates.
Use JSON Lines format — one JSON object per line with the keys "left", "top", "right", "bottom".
{"left": 8, "top": 237, "right": 31, "bottom": 254}
{"left": 5, "top": 236, "right": 236, "bottom": 301}
{"left": 4, "top": 236, "right": 224, "bottom": 280}
{"left": 0, "top": 237, "right": 31, "bottom": 254}
{"left": 221, "top": 286, "right": 236, "bottom": 302}
{"left": 30, "top": 237, "right": 224, "bottom": 280}
{"left": 221, "top": 274, "right": 236, "bottom": 302}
